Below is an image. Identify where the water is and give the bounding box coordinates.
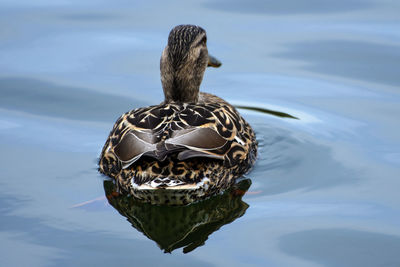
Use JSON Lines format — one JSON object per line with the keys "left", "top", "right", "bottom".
{"left": 1, "top": 0, "right": 400, "bottom": 266}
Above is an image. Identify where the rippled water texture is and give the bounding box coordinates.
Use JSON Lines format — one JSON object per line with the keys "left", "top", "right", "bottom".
{"left": 1, "top": 0, "right": 400, "bottom": 266}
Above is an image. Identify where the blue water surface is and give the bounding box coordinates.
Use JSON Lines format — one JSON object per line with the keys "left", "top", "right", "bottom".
{"left": 1, "top": 0, "right": 400, "bottom": 266}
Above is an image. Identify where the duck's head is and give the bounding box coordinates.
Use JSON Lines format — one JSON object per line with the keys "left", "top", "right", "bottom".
{"left": 160, "top": 25, "right": 221, "bottom": 103}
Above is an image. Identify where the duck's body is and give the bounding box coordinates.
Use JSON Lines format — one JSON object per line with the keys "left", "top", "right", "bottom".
{"left": 99, "top": 25, "right": 257, "bottom": 205}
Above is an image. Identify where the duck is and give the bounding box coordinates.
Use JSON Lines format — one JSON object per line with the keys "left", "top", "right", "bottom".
{"left": 99, "top": 25, "right": 257, "bottom": 205}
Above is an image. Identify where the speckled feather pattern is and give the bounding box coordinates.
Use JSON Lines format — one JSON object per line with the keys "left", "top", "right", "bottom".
{"left": 99, "top": 92, "right": 257, "bottom": 205}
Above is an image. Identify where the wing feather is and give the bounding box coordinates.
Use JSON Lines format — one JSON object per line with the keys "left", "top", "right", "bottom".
{"left": 166, "top": 128, "right": 226, "bottom": 150}
{"left": 111, "top": 101, "right": 241, "bottom": 168}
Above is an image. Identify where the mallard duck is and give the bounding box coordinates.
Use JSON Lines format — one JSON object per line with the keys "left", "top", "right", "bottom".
{"left": 99, "top": 25, "right": 257, "bottom": 205}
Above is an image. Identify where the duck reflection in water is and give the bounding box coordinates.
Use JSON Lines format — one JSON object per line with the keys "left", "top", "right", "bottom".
{"left": 104, "top": 178, "right": 251, "bottom": 253}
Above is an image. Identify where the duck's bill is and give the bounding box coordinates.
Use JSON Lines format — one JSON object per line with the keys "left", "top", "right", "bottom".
{"left": 208, "top": 54, "right": 222, "bottom": 68}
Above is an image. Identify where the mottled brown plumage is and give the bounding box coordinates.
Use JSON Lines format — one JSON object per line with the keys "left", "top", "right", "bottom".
{"left": 99, "top": 25, "right": 257, "bottom": 205}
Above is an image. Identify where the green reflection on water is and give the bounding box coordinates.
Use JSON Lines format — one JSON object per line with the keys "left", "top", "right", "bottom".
{"left": 104, "top": 179, "right": 251, "bottom": 253}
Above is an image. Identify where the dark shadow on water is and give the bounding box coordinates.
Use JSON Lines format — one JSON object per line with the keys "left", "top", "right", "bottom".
{"left": 236, "top": 105, "right": 299, "bottom": 119}
{"left": 104, "top": 179, "right": 251, "bottom": 253}
{"left": 0, "top": 77, "right": 147, "bottom": 122}
{"left": 204, "top": 0, "right": 373, "bottom": 15}
{"left": 279, "top": 228, "right": 400, "bottom": 267}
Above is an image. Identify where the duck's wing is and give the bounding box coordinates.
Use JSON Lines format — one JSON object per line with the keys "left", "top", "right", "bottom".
{"left": 108, "top": 103, "right": 242, "bottom": 169}
{"left": 115, "top": 126, "right": 228, "bottom": 169}
{"left": 114, "top": 129, "right": 159, "bottom": 167}
{"left": 110, "top": 105, "right": 177, "bottom": 169}
{"left": 166, "top": 127, "right": 228, "bottom": 161}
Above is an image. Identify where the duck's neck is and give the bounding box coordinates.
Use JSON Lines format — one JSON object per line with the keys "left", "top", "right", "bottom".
{"left": 161, "top": 74, "right": 201, "bottom": 103}
{"left": 160, "top": 48, "right": 205, "bottom": 103}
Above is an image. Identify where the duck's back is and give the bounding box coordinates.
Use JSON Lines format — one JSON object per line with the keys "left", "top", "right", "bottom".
{"left": 99, "top": 92, "right": 257, "bottom": 204}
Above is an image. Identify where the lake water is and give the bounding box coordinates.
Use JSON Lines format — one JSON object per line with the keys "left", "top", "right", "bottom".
{"left": 1, "top": 0, "right": 400, "bottom": 266}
